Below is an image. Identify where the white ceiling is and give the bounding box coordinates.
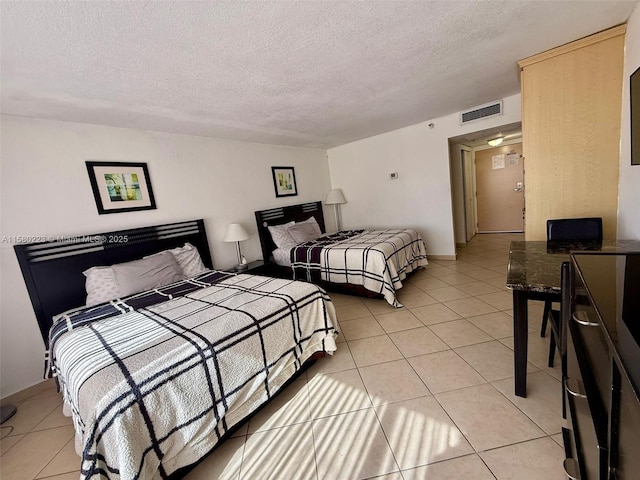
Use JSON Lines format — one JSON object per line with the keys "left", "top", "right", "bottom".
{"left": 1, "top": 1, "right": 637, "bottom": 149}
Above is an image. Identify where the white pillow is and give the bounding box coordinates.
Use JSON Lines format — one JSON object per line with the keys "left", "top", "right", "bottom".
{"left": 83, "top": 245, "right": 202, "bottom": 306}
{"left": 167, "top": 243, "right": 208, "bottom": 277}
{"left": 298, "top": 216, "right": 322, "bottom": 238}
{"left": 83, "top": 266, "right": 119, "bottom": 307}
{"left": 267, "top": 221, "right": 296, "bottom": 248}
{"left": 112, "top": 251, "right": 185, "bottom": 297}
{"left": 145, "top": 243, "right": 209, "bottom": 278}
{"left": 288, "top": 222, "right": 321, "bottom": 243}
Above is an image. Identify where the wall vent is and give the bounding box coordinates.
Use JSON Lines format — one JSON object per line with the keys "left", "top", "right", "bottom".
{"left": 460, "top": 100, "right": 503, "bottom": 124}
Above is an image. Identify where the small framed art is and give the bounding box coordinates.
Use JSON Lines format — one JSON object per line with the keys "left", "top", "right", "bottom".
{"left": 271, "top": 166, "right": 298, "bottom": 197}
{"left": 86, "top": 161, "right": 157, "bottom": 214}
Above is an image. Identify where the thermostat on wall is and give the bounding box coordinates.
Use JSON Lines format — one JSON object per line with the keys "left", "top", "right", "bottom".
{"left": 389, "top": 172, "right": 399, "bottom": 179}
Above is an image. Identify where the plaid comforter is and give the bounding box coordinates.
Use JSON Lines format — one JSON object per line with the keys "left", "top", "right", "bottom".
{"left": 48, "top": 271, "right": 337, "bottom": 480}
{"left": 290, "top": 229, "right": 428, "bottom": 307}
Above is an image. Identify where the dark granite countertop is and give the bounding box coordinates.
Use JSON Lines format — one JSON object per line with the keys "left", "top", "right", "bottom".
{"left": 507, "top": 240, "right": 640, "bottom": 293}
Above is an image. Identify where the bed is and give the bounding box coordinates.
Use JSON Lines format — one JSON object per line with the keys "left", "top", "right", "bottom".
{"left": 255, "top": 202, "right": 428, "bottom": 307}
{"left": 14, "top": 220, "right": 338, "bottom": 480}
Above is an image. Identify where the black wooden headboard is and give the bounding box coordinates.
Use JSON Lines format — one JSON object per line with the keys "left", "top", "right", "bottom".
{"left": 255, "top": 201, "right": 326, "bottom": 262}
{"left": 14, "top": 219, "right": 212, "bottom": 346}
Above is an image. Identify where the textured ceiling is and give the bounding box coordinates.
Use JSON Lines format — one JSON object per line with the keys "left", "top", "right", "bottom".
{"left": 1, "top": 1, "right": 637, "bottom": 149}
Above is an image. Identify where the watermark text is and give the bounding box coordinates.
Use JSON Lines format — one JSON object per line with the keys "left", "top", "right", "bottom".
{"left": 1, "top": 235, "right": 129, "bottom": 244}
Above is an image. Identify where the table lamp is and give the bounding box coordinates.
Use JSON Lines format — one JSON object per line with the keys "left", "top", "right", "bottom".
{"left": 325, "top": 189, "right": 347, "bottom": 231}
{"left": 223, "top": 223, "right": 250, "bottom": 271}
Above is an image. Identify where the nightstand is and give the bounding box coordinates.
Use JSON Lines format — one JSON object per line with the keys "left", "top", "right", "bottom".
{"left": 226, "top": 260, "right": 276, "bottom": 276}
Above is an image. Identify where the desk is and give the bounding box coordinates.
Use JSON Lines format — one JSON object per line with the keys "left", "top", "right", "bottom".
{"left": 506, "top": 240, "right": 640, "bottom": 397}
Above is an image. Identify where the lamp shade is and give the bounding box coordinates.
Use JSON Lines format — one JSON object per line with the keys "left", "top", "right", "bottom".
{"left": 487, "top": 136, "right": 504, "bottom": 147}
{"left": 223, "top": 223, "right": 250, "bottom": 242}
{"left": 325, "top": 189, "right": 346, "bottom": 205}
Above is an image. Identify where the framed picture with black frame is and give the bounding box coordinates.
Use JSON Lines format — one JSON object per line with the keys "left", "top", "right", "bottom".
{"left": 631, "top": 66, "right": 640, "bottom": 165}
{"left": 86, "top": 161, "right": 157, "bottom": 214}
{"left": 271, "top": 166, "right": 298, "bottom": 197}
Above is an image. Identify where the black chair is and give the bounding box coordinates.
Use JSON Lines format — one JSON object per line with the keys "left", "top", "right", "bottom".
{"left": 545, "top": 217, "right": 603, "bottom": 244}
{"left": 541, "top": 217, "right": 603, "bottom": 367}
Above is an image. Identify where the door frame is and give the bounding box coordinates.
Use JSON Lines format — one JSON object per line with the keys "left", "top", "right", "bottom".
{"left": 448, "top": 125, "right": 523, "bottom": 246}
{"left": 461, "top": 149, "right": 477, "bottom": 241}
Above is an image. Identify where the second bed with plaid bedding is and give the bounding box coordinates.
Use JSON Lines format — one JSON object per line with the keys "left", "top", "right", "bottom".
{"left": 49, "top": 271, "right": 338, "bottom": 480}
{"left": 290, "top": 229, "right": 428, "bottom": 307}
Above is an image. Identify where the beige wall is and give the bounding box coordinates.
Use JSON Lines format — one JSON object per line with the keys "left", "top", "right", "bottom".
{"left": 327, "top": 94, "right": 523, "bottom": 257}
{"left": 0, "top": 116, "right": 331, "bottom": 397}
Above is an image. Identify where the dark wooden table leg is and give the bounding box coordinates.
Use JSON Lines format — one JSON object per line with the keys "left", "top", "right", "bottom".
{"left": 513, "top": 289, "right": 528, "bottom": 397}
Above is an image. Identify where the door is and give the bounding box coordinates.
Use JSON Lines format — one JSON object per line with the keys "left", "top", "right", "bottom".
{"left": 461, "top": 149, "right": 476, "bottom": 241}
{"left": 475, "top": 143, "right": 524, "bottom": 232}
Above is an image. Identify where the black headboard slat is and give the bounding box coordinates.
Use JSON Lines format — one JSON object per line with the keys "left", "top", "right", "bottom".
{"left": 14, "top": 219, "right": 212, "bottom": 347}
{"left": 255, "top": 201, "right": 325, "bottom": 262}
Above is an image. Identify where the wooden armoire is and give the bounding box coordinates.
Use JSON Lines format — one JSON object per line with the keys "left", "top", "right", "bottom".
{"left": 518, "top": 25, "right": 626, "bottom": 240}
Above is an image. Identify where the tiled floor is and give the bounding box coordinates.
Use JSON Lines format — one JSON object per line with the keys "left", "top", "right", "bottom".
{"left": 0, "top": 233, "right": 566, "bottom": 480}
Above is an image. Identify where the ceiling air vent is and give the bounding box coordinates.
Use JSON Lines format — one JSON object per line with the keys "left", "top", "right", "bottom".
{"left": 460, "top": 100, "right": 503, "bottom": 125}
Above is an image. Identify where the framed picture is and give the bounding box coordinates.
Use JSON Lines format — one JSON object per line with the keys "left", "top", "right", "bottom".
{"left": 86, "top": 161, "right": 157, "bottom": 214}
{"left": 271, "top": 166, "right": 298, "bottom": 197}
{"left": 631, "top": 66, "right": 639, "bottom": 165}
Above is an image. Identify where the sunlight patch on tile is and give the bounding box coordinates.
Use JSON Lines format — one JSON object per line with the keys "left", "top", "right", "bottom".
{"left": 308, "top": 369, "right": 371, "bottom": 418}
{"left": 183, "top": 436, "right": 244, "bottom": 480}
{"left": 376, "top": 396, "right": 473, "bottom": 470}
{"left": 313, "top": 408, "right": 399, "bottom": 480}
{"left": 247, "top": 379, "right": 310, "bottom": 434}
{"left": 240, "top": 423, "right": 315, "bottom": 480}
{"left": 436, "top": 384, "right": 545, "bottom": 451}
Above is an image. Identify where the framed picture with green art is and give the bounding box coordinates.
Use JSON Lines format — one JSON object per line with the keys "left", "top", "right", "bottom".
{"left": 271, "top": 166, "right": 298, "bottom": 198}
{"left": 86, "top": 161, "right": 157, "bottom": 214}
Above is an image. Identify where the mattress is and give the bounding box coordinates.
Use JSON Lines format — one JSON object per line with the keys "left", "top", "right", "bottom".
{"left": 48, "top": 270, "right": 338, "bottom": 479}
{"left": 272, "top": 246, "right": 294, "bottom": 267}
{"left": 290, "top": 229, "right": 428, "bottom": 307}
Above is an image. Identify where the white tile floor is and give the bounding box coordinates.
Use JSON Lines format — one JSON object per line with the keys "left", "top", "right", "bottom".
{"left": 0, "top": 233, "right": 567, "bottom": 480}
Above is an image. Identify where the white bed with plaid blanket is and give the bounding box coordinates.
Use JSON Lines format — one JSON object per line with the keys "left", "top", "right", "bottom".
{"left": 49, "top": 272, "right": 337, "bottom": 480}
{"left": 290, "top": 229, "right": 428, "bottom": 307}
